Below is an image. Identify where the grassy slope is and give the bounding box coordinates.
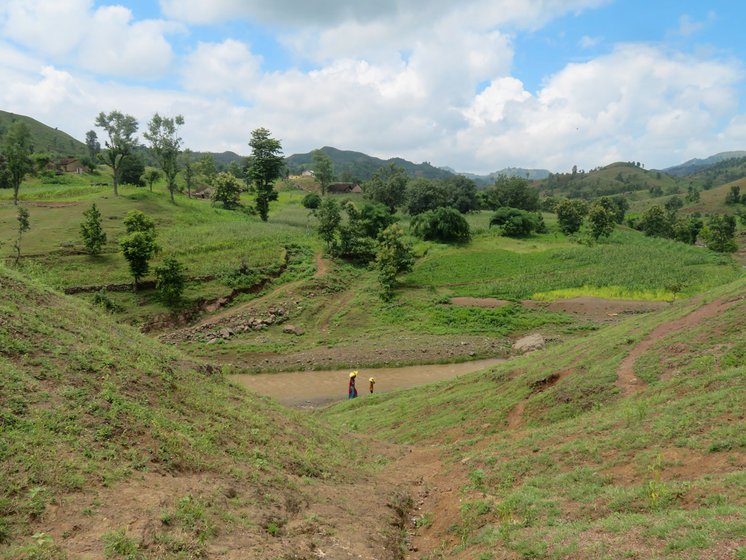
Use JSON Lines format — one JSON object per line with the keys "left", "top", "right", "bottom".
{"left": 0, "top": 265, "right": 372, "bottom": 559}
{"left": 324, "top": 279, "right": 746, "bottom": 559}
{"left": 0, "top": 111, "right": 86, "bottom": 158}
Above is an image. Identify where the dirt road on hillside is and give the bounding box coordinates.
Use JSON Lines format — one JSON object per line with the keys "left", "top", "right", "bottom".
{"left": 229, "top": 358, "right": 503, "bottom": 407}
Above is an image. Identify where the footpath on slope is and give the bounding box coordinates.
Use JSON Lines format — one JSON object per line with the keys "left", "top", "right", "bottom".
{"left": 615, "top": 295, "right": 741, "bottom": 396}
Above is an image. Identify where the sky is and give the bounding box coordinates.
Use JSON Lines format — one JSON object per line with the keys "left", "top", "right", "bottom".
{"left": 1, "top": 0, "right": 745, "bottom": 174}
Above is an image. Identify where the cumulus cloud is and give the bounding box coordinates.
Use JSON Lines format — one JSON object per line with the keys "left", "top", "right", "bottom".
{"left": 0, "top": 0, "right": 178, "bottom": 80}
{"left": 181, "top": 40, "right": 263, "bottom": 96}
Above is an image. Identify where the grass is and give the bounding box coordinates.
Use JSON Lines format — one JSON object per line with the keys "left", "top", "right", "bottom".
{"left": 323, "top": 275, "right": 746, "bottom": 558}
{"left": 0, "top": 264, "right": 368, "bottom": 557}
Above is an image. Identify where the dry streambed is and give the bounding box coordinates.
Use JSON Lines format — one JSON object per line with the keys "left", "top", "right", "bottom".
{"left": 230, "top": 357, "right": 504, "bottom": 407}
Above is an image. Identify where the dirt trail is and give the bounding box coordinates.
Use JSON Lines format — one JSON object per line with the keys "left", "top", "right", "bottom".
{"left": 315, "top": 251, "right": 330, "bottom": 277}
{"left": 230, "top": 358, "right": 503, "bottom": 407}
{"left": 616, "top": 296, "right": 740, "bottom": 396}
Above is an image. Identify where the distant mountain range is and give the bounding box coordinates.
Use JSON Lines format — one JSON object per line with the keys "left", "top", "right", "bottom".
{"left": 662, "top": 151, "right": 746, "bottom": 177}
{"left": 2, "top": 109, "right": 744, "bottom": 184}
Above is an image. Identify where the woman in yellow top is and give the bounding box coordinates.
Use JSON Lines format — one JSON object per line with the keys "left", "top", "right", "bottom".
{"left": 348, "top": 371, "right": 358, "bottom": 399}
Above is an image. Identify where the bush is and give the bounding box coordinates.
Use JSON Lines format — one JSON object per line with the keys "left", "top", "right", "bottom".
{"left": 555, "top": 199, "right": 589, "bottom": 235}
{"left": 155, "top": 257, "right": 186, "bottom": 306}
{"left": 489, "top": 207, "right": 540, "bottom": 237}
{"left": 211, "top": 172, "right": 242, "bottom": 209}
{"left": 302, "top": 192, "right": 321, "bottom": 209}
{"left": 411, "top": 207, "right": 470, "bottom": 243}
{"left": 80, "top": 203, "right": 107, "bottom": 256}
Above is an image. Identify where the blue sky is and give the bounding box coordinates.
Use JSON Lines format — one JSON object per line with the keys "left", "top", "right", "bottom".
{"left": 1, "top": 0, "right": 745, "bottom": 173}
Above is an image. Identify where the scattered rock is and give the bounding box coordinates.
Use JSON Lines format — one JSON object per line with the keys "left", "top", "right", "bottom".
{"left": 283, "top": 325, "right": 305, "bottom": 336}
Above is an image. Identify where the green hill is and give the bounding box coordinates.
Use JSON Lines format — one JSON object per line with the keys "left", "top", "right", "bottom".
{"left": 286, "top": 146, "right": 455, "bottom": 182}
{"left": 0, "top": 264, "right": 401, "bottom": 559}
{"left": 324, "top": 277, "right": 746, "bottom": 559}
{"left": 0, "top": 110, "right": 86, "bottom": 158}
{"left": 663, "top": 151, "right": 746, "bottom": 177}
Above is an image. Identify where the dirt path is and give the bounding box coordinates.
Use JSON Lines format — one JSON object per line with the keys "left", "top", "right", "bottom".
{"left": 616, "top": 297, "right": 740, "bottom": 396}
{"left": 229, "top": 358, "right": 503, "bottom": 407}
{"left": 315, "top": 251, "right": 330, "bottom": 277}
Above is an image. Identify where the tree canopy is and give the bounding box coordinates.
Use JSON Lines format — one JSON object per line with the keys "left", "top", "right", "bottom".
{"left": 95, "top": 110, "right": 139, "bottom": 196}
{"left": 247, "top": 127, "right": 284, "bottom": 221}
{"left": 144, "top": 113, "right": 184, "bottom": 203}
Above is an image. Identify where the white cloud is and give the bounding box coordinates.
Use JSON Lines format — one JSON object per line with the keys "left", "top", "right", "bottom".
{"left": 181, "top": 40, "right": 263, "bottom": 96}
{"left": 580, "top": 35, "right": 601, "bottom": 48}
{"left": 0, "top": 0, "right": 178, "bottom": 80}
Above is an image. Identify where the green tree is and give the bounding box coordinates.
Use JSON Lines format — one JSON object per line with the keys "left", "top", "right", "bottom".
{"left": 481, "top": 175, "right": 539, "bottom": 211}
{"left": 211, "top": 171, "right": 242, "bottom": 209}
{"left": 489, "top": 207, "right": 540, "bottom": 237}
{"left": 411, "top": 207, "right": 470, "bottom": 243}
{"left": 664, "top": 195, "right": 684, "bottom": 213}
{"left": 0, "top": 155, "right": 11, "bottom": 190}
{"left": 120, "top": 231, "right": 158, "bottom": 290}
{"left": 586, "top": 202, "right": 616, "bottom": 241}
{"left": 13, "top": 206, "right": 30, "bottom": 265}
{"left": 181, "top": 150, "right": 195, "bottom": 198}
{"left": 197, "top": 154, "right": 217, "bottom": 185}
{"left": 302, "top": 192, "right": 321, "bottom": 209}
{"left": 154, "top": 256, "right": 186, "bottom": 306}
{"left": 85, "top": 130, "right": 100, "bottom": 161}
{"left": 80, "top": 203, "right": 107, "bottom": 256}
{"left": 2, "top": 121, "right": 33, "bottom": 205}
{"left": 363, "top": 164, "right": 407, "bottom": 213}
{"left": 671, "top": 216, "right": 703, "bottom": 244}
{"left": 316, "top": 196, "right": 341, "bottom": 252}
{"left": 312, "top": 149, "right": 334, "bottom": 195}
{"left": 123, "top": 209, "right": 156, "bottom": 234}
{"left": 141, "top": 167, "right": 161, "bottom": 192}
{"left": 375, "top": 224, "right": 415, "bottom": 301}
{"left": 405, "top": 178, "right": 448, "bottom": 215}
{"left": 95, "top": 110, "right": 139, "bottom": 196}
{"left": 444, "top": 175, "right": 479, "bottom": 214}
{"left": 638, "top": 205, "right": 671, "bottom": 238}
{"left": 555, "top": 199, "right": 589, "bottom": 235}
{"left": 725, "top": 185, "right": 742, "bottom": 205}
{"left": 685, "top": 186, "right": 700, "bottom": 204}
{"left": 700, "top": 214, "right": 737, "bottom": 253}
{"left": 119, "top": 152, "right": 145, "bottom": 186}
{"left": 247, "top": 127, "right": 284, "bottom": 221}
{"left": 144, "top": 113, "right": 184, "bottom": 203}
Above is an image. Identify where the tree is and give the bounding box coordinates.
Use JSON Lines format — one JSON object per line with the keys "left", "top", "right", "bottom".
{"left": 700, "top": 214, "right": 737, "bottom": 253}
{"left": 411, "top": 207, "right": 470, "bottom": 243}
{"left": 2, "top": 122, "right": 33, "bottom": 205}
{"left": 685, "top": 186, "right": 700, "bottom": 204}
{"left": 181, "top": 150, "right": 195, "bottom": 198}
{"left": 725, "top": 185, "right": 742, "bottom": 205}
{"left": 363, "top": 164, "right": 407, "bottom": 213}
{"left": 144, "top": 113, "right": 184, "bottom": 203}
{"left": 197, "top": 154, "right": 217, "bottom": 185}
{"left": 80, "top": 203, "right": 107, "bottom": 256}
{"left": 123, "top": 209, "right": 155, "bottom": 234}
{"left": 585, "top": 203, "right": 616, "bottom": 241}
{"left": 555, "top": 199, "right": 589, "bottom": 235}
{"left": 671, "top": 216, "right": 703, "bottom": 245}
{"left": 405, "top": 178, "right": 448, "bottom": 215}
{"left": 120, "top": 232, "right": 158, "bottom": 290}
{"left": 638, "top": 205, "right": 671, "bottom": 238}
{"left": 85, "top": 130, "right": 100, "bottom": 162}
{"left": 316, "top": 196, "right": 341, "bottom": 251}
{"left": 375, "top": 224, "right": 415, "bottom": 301}
{"left": 155, "top": 256, "right": 186, "bottom": 306}
{"left": 142, "top": 167, "right": 161, "bottom": 192}
{"left": 247, "top": 127, "right": 284, "bottom": 221}
{"left": 482, "top": 175, "right": 539, "bottom": 211}
{"left": 211, "top": 171, "right": 242, "bottom": 209}
{"left": 358, "top": 203, "right": 396, "bottom": 238}
{"left": 444, "top": 175, "right": 479, "bottom": 214}
{"left": 120, "top": 211, "right": 158, "bottom": 289}
{"left": 302, "top": 192, "right": 321, "bottom": 209}
{"left": 311, "top": 149, "right": 334, "bottom": 195}
{"left": 13, "top": 206, "right": 30, "bottom": 265}
{"left": 119, "top": 152, "right": 145, "bottom": 186}
{"left": 489, "top": 207, "right": 540, "bottom": 237}
{"left": 95, "top": 110, "right": 138, "bottom": 196}
{"left": 664, "top": 196, "right": 684, "bottom": 213}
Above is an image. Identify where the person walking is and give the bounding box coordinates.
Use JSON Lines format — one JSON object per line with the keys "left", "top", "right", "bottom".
{"left": 348, "top": 371, "right": 358, "bottom": 399}
{"left": 369, "top": 377, "right": 376, "bottom": 394}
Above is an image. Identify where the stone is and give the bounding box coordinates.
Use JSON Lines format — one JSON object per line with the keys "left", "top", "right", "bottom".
{"left": 283, "top": 324, "right": 305, "bottom": 336}
{"left": 512, "top": 333, "right": 545, "bottom": 354}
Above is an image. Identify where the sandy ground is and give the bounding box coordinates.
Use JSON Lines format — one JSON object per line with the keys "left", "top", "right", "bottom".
{"left": 229, "top": 358, "right": 504, "bottom": 408}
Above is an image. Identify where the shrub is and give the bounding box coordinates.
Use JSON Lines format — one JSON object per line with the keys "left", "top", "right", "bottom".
{"left": 80, "top": 203, "right": 107, "bottom": 256}
{"left": 211, "top": 171, "right": 242, "bottom": 209}
{"left": 302, "top": 192, "right": 321, "bottom": 209}
{"left": 411, "top": 207, "right": 470, "bottom": 243}
{"left": 155, "top": 257, "right": 186, "bottom": 306}
{"left": 489, "top": 207, "right": 539, "bottom": 237}
{"left": 555, "top": 199, "right": 589, "bottom": 235}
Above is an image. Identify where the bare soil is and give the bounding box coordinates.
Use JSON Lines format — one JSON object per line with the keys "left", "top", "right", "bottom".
{"left": 522, "top": 296, "right": 669, "bottom": 321}
{"left": 230, "top": 358, "right": 504, "bottom": 408}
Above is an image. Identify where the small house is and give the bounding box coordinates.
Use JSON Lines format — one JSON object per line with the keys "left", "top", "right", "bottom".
{"left": 327, "top": 182, "right": 362, "bottom": 194}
